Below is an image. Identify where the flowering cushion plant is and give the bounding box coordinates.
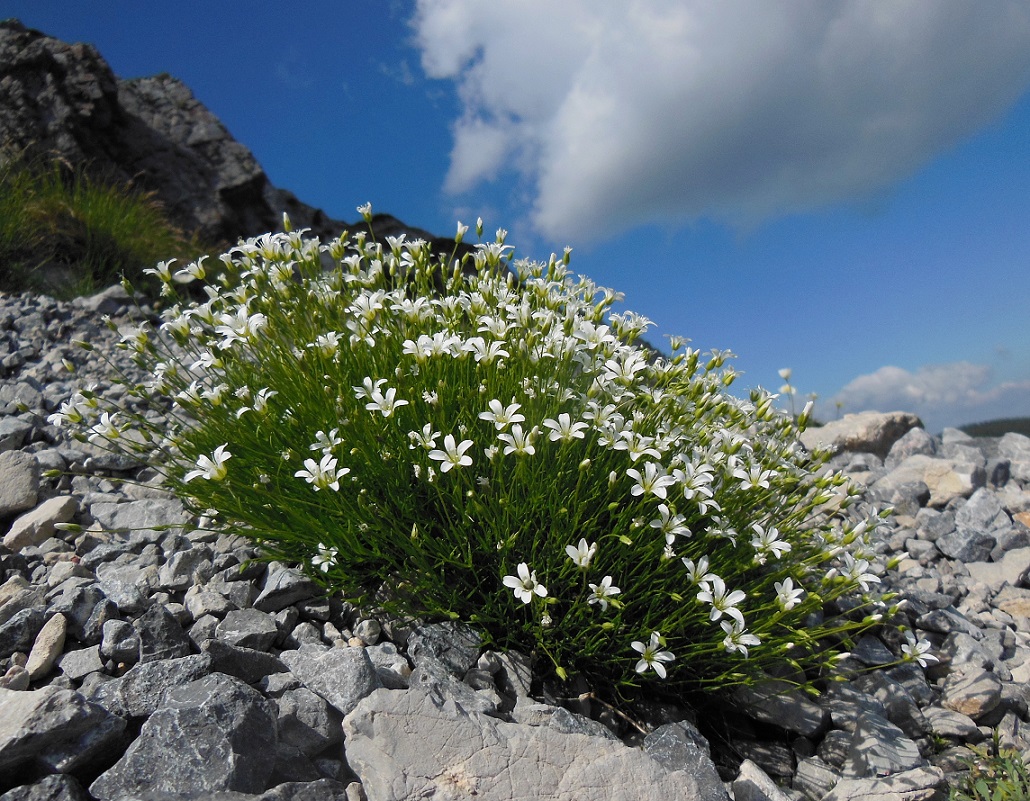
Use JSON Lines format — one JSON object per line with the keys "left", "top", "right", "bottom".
{"left": 55, "top": 207, "right": 931, "bottom": 699}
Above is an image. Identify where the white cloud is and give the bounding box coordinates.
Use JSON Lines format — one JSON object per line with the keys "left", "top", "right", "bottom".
{"left": 831, "top": 361, "right": 1030, "bottom": 432}
{"left": 411, "top": 0, "right": 1030, "bottom": 242}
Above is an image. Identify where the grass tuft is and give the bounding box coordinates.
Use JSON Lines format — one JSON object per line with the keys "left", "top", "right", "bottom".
{"left": 0, "top": 152, "right": 211, "bottom": 298}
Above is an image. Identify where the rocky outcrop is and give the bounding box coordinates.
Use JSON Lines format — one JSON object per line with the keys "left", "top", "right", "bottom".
{"left": 2, "top": 285, "right": 1029, "bottom": 800}
{"left": 0, "top": 18, "right": 438, "bottom": 250}
{"left": 800, "top": 411, "right": 923, "bottom": 460}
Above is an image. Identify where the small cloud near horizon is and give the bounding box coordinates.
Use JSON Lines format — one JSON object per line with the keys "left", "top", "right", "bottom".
{"left": 829, "top": 361, "right": 1030, "bottom": 433}
{"left": 411, "top": 0, "right": 1030, "bottom": 244}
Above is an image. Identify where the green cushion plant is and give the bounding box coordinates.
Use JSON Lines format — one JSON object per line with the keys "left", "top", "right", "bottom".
{"left": 53, "top": 205, "right": 932, "bottom": 703}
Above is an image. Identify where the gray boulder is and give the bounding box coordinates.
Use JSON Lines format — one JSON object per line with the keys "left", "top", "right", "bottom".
{"left": 871, "top": 454, "right": 985, "bottom": 508}
{"left": 89, "top": 672, "right": 277, "bottom": 800}
{"left": 998, "top": 432, "right": 1030, "bottom": 482}
{"left": 87, "top": 653, "right": 213, "bottom": 719}
{"left": 344, "top": 687, "right": 729, "bottom": 801}
{"left": 800, "top": 412, "right": 922, "bottom": 460}
{"left": 0, "top": 451, "right": 39, "bottom": 517}
{"left": 278, "top": 645, "right": 381, "bottom": 717}
{"left": 0, "top": 686, "right": 126, "bottom": 782}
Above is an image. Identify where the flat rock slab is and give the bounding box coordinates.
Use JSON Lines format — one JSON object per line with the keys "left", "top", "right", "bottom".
{"left": 343, "top": 687, "right": 729, "bottom": 801}
{"left": 822, "top": 766, "right": 946, "bottom": 801}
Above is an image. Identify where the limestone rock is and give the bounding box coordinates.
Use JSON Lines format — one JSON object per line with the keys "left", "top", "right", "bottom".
{"left": 734, "top": 679, "right": 829, "bottom": 738}
{"left": 0, "top": 686, "right": 126, "bottom": 781}
{"left": 0, "top": 451, "right": 39, "bottom": 517}
{"left": 842, "top": 712, "right": 924, "bottom": 778}
{"left": 87, "top": 653, "right": 214, "bottom": 719}
{"left": 871, "top": 454, "right": 985, "bottom": 508}
{"left": 732, "top": 759, "right": 794, "bottom": 801}
{"left": 999, "top": 432, "right": 1030, "bottom": 482}
{"left": 821, "top": 766, "right": 945, "bottom": 801}
{"left": 406, "top": 621, "right": 483, "bottom": 677}
{"left": 965, "top": 547, "right": 1030, "bottom": 592}
{"left": 215, "top": 608, "right": 279, "bottom": 651}
{"left": 3, "top": 497, "right": 78, "bottom": 551}
{"left": 942, "top": 667, "right": 1003, "bottom": 721}
{"left": 278, "top": 645, "right": 382, "bottom": 717}
{"left": 25, "top": 613, "right": 67, "bottom": 681}
{"left": 88, "top": 672, "right": 277, "bottom": 800}
{"left": 800, "top": 412, "right": 922, "bottom": 459}
{"left": 343, "top": 687, "right": 729, "bottom": 801}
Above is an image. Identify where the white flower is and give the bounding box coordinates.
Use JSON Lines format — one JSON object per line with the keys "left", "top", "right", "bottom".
{"left": 48, "top": 393, "right": 93, "bottom": 427}
{"left": 901, "top": 634, "right": 939, "bottom": 668}
{"left": 404, "top": 331, "right": 462, "bottom": 360}
{"left": 774, "top": 577, "right": 805, "bottom": 611}
{"left": 294, "top": 453, "right": 349, "bottom": 491}
{"left": 311, "top": 428, "right": 344, "bottom": 455}
{"left": 353, "top": 377, "right": 387, "bottom": 401}
{"left": 831, "top": 553, "right": 882, "bottom": 593}
{"left": 497, "top": 424, "right": 535, "bottom": 457}
{"left": 602, "top": 353, "right": 647, "bottom": 385}
{"left": 428, "top": 435, "right": 474, "bottom": 472}
{"left": 312, "top": 543, "right": 339, "bottom": 573}
{"left": 215, "top": 307, "right": 267, "bottom": 349}
{"left": 626, "top": 462, "right": 676, "bottom": 500}
{"left": 750, "top": 523, "right": 791, "bottom": 565}
{"left": 173, "top": 257, "right": 207, "bottom": 284}
{"left": 542, "top": 413, "right": 588, "bottom": 443}
{"left": 696, "top": 576, "right": 746, "bottom": 626}
{"left": 409, "top": 423, "right": 439, "bottom": 451}
{"left": 463, "top": 336, "right": 510, "bottom": 364}
{"left": 721, "top": 620, "right": 761, "bottom": 657}
{"left": 631, "top": 632, "right": 675, "bottom": 679}
{"left": 565, "top": 538, "right": 597, "bottom": 569}
{"left": 684, "top": 557, "right": 715, "bottom": 594}
{"left": 184, "top": 444, "right": 232, "bottom": 482}
{"left": 616, "top": 431, "right": 662, "bottom": 462}
{"left": 733, "top": 464, "right": 775, "bottom": 491}
{"left": 503, "top": 562, "right": 547, "bottom": 604}
{"left": 143, "top": 258, "right": 175, "bottom": 283}
{"left": 588, "top": 576, "right": 621, "bottom": 611}
{"left": 366, "top": 386, "right": 409, "bottom": 417}
{"left": 673, "top": 462, "right": 715, "bottom": 504}
{"left": 236, "top": 387, "right": 277, "bottom": 418}
{"left": 478, "top": 399, "right": 524, "bottom": 430}
{"left": 650, "top": 504, "right": 690, "bottom": 545}
{"left": 309, "top": 331, "right": 342, "bottom": 358}
{"left": 87, "top": 412, "right": 121, "bottom": 444}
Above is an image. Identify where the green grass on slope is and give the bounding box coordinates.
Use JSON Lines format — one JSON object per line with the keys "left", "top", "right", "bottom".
{"left": 0, "top": 153, "right": 211, "bottom": 298}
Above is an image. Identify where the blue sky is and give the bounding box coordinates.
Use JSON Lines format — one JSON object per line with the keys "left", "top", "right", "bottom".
{"left": 8, "top": 1, "right": 1030, "bottom": 433}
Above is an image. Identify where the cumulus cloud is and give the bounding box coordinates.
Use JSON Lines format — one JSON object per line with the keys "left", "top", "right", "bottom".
{"left": 831, "top": 361, "right": 1030, "bottom": 432}
{"left": 411, "top": 0, "right": 1030, "bottom": 242}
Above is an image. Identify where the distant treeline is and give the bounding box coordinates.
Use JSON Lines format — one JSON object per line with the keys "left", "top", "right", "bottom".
{"left": 959, "top": 418, "right": 1030, "bottom": 438}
